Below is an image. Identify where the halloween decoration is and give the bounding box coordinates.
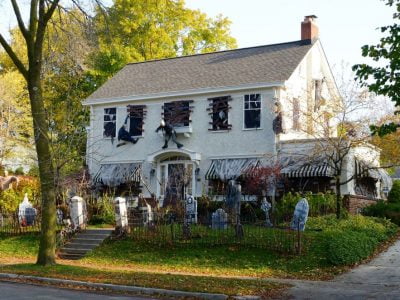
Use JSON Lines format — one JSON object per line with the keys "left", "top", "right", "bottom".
{"left": 207, "top": 96, "right": 232, "bottom": 131}
{"left": 155, "top": 119, "right": 183, "bottom": 149}
{"left": 117, "top": 115, "right": 139, "bottom": 147}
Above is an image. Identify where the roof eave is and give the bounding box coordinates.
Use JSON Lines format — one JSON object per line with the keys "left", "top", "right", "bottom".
{"left": 83, "top": 81, "right": 285, "bottom": 106}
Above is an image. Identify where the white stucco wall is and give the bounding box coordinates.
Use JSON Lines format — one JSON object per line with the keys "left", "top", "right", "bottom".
{"left": 87, "top": 88, "right": 277, "bottom": 197}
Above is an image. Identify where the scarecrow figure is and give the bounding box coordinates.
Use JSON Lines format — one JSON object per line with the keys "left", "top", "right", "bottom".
{"left": 155, "top": 119, "right": 183, "bottom": 149}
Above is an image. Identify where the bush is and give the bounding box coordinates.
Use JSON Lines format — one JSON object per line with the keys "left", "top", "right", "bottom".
{"left": 363, "top": 200, "right": 400, "bottom": 226}
{"left": 87, "top": 194, "right": 115, "bottom": 225}
{"left": 276, "top": 192, "right": 336, "bottom": 220}
{"left": 308, "top": 215, "right": 398, "bottom": 266}
{"left": 388, "top": 180, "right": 400, "bottom": 203}
{"left": 325, "top": 230, "right": 379, "bottom": 265}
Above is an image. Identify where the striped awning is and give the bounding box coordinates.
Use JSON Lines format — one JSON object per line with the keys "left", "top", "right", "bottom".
{"left": 92, "top": 163, "right": 141, "bottom": 187}
{"left": 205, "top": 158, "right": 260, "bottom": 181}
{"left": 281, "top": 162, "right": 334, "bottom": 178}
{"left": 355, "top": 159, "right": 393, "bottom": 189}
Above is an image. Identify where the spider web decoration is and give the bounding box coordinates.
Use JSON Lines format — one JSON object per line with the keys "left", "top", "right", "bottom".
{"left": 207, "top": 96, "right": 232, "bottom": 130}
{"left": 162, "top": 101, "right": 194, "bottom": 127}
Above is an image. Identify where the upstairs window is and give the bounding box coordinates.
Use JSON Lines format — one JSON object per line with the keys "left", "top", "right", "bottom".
{"left": 103, "top": 108, "right": 116, "bottom": 138}
{"left": 163, "top": 100, "right": 193, "bottom": 127}
{"left": 314, "top": 79, "right": 324, "bottom": 111}
{"left": 127, "top": 105, "right": 146, "bottom": 137}
{"left": 244, "top": 94, "right": 261, "bottom": 129}
{"left": 208, "top": 96, "right": 232, "bottom": 131}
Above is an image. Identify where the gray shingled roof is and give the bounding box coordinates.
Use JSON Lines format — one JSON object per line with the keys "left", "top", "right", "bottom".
{"left": 87, "top": 40, "right": 314, "bottom": 102}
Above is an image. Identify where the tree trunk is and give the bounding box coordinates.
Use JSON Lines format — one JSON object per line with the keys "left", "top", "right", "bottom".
{"left": 335, "top": 177, "right": 341, "bottom": 219}
{"left": 28, "top": 71, "right": 57, "bottom": 266}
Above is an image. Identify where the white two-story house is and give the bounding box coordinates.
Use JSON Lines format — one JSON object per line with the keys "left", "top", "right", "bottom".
{"left": 84, "top": 16, "right": 391, "bottom": 208}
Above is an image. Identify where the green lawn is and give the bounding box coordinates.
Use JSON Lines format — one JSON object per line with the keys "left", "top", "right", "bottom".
{"left": 0, "top": 215, "right": 398, "bottom": 282}
{"left": 0, "top": 263, "right": 286, "bottom": 297}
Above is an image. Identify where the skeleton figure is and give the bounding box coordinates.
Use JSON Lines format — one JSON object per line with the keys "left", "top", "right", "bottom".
{"left": 155, "top": 119, "right": 183, "bottom": 149}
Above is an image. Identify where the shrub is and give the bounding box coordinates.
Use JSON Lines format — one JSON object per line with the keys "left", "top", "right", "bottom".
{"left": 388, "top": 180, "right": 400, "bottom": 204}
{"left": 308, "top": 214, "right": 397, "bottom": 266}
{"left": 363, "top": 200, "right": 400, "bottom": 226}
{"left": 325, "top": 230, "right": 379, "bottom": 265}
{"left": 87, "top": 193, "right": 115, "bottom": 225}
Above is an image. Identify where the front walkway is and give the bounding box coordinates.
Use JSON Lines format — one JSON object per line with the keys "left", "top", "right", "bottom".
{"left": 284, "top": 238, "right": 400, "bottom": 299}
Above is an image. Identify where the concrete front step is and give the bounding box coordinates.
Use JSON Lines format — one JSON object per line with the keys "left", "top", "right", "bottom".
{"left": 58, "top": 228, "right": 114, "bottom": 260}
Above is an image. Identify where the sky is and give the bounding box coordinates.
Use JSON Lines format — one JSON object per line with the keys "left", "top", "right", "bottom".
{"left": 184, "top": 0, "right": 394, "bottom": 71}
{"left": 0, "top": 0, "right": 394, "bottom": 70}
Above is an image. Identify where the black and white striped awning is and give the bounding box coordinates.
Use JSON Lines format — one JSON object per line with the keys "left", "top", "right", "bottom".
{"left": 92, "top": 163, "right": 142, "bottom": 187}
{"left": 205, "top": 158, "right": 260, "bottom": 181}
{"left": 281, "top": 162, "right": 334, "bottom": 178}
{"left": 355, "top": 159, "right": 392, "bottom": 189}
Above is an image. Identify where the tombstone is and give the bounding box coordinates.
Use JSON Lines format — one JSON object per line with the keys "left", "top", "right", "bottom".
{"left": 290, "top": 198, "right": 309, "bottom": 231}
{"left": 261, "top": 198, "right": 273, "bottom": 227}
{"left": 185, "top": 195, "right": 198, "bottom": 225}
{"left": 56, "top": 209, "right": 64, "bottom": 225}
{"left": 212, "top": 208, "right": 228, "bottom": 230}
{"left": 138, "top": 203, "right": 153, "bottom": 226}
{"left": 69, "top": 196, "right": 86, "bottom": 229}
{"left": 114, "top": 197, "right": 128, "bottom": 228}
{"left": 18, "top": 193, "right": 36, "bottom": 226}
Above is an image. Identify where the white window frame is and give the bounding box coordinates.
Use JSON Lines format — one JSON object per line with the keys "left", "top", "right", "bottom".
{"left": 243, "top": 93, "right": 262, "bottom": 130}
{"left": 103, "top": 107, "right": 117, "bottom": 139}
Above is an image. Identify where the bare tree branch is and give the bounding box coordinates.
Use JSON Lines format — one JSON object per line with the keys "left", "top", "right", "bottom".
{"left": 0, "top": 33, "right": 28, "bottom": 79}
{"left": 10, "top": 0, "right": 29, "bottom": 41}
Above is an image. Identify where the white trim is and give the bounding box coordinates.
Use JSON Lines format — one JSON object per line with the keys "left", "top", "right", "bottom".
{"left": 208, "top": 154, "right": 265, "bottom": 159}
{"left": 103, "top": 107, "right": 117, "bottom": 140}
{"left": 147, "top": 148, "right": 201, "bottom": 164}
{"left": 83, "top": 82, "right": 284, "bottom": 106}
{"left": 99, "top": 160, "right": 144, "bottom": 165}
{"left": 242, "top": 93, "right": 262, "bottom": 130}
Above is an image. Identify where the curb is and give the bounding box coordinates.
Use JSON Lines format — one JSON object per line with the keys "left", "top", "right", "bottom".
{"left": 0, "top": 273, "right": 229, "bottom": 299}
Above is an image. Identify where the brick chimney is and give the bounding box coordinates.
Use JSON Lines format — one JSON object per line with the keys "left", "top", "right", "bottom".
{"left": 301, "top": 15, "right": 319, "bottom": 41}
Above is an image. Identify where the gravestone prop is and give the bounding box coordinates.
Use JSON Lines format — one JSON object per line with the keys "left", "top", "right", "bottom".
{"left": 212, "top": 208, "right": 228, "bottom": 230}
{"left": 18, "top": 193, "right": 36, "bottom": 226}
{"left": 183, "top": 195, "right": 198, "bottom": 238}
{"left": 261, "top": 198, "right": 273, "bottom": 227}
{"left": 69, "top": 196, "right": 87, "bottom": 229}
{"left": 56, "top": 209, "right": 64, "bottom": 225}
{"left": 185, "top": 195, "right": 198, "bottom": 224}
{"left": 138, "top": 203, "right": 153, "bottom": 226}
{"left": 290, "top": 198, "right": 309, "bottom": 231}
{"left": 114, "top": 197, "right": 128, "bottom": 229}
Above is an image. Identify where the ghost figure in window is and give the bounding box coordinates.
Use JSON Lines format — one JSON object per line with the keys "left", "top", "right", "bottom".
{"left": 155, "top": 119, "right": 183, "bottom": 149}
{"left": 117, "top": 115, "right": 139, "bottom": 147}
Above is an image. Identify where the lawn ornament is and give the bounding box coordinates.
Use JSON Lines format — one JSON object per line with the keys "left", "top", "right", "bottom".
{"left": 290, "top": 197, "right": 309, "bottom": 231}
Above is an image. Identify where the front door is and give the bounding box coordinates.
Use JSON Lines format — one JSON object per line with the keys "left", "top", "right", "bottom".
{"left": 159, "top": 160, "right": 194, "bottom": 206}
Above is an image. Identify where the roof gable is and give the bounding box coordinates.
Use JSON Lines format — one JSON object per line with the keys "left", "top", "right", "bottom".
{"left": 87, "top": 40, "right": 314, "bottom": 103}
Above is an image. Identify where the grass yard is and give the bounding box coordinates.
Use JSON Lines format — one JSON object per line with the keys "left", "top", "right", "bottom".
{"left": 0, "top": 263, "right": 286, "bottom": 297}
{"left": 0, "top": 215, "right": 398, "bottom": 287}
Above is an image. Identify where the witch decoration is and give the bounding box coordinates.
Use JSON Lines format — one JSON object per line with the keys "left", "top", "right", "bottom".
{"left": 117, "top": 115, "right": 139, "bottom": 147}
{"left": 155, "top": 119, "right": 183, "bottom": 149}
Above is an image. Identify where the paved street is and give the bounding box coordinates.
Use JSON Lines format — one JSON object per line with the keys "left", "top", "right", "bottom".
{"left": 285, "top": 238, "right": 400, "bottom": 299}
{"left": 0, "top": 281, "right": 157, "bottom": 300}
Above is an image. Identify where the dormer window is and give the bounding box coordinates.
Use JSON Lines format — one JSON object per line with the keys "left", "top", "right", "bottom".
{"left": 103, "top": 108, "right": 116, "bottom": 138}
{"left": 244, "top": 94, "right": 261, "bottom": 129}
{"left": 163, "top": 100, "right": 193, "bottom": 128}
{"left": 208, "top": 96, "right": 232, "bottom": 131}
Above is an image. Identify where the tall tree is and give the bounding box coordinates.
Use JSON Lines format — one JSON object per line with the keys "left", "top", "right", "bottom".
{"left": 0, "top": 0, "right": 104, "bottom": 266}
{"left": 90, "top": 0, "right": 237, "bottom": 82}
{"left": 352, "top": 0, "right": 400, "bottom": 136}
